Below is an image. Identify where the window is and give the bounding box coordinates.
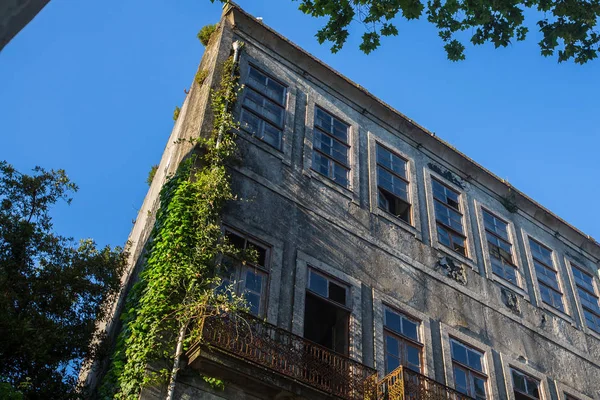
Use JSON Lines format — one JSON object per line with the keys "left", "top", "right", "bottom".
{"left": 383, "top": 306, "right": 422, "bottom": 374}
{"left": 221, "top": 229, "right": 270, "bottom": 317}
{"left": 529, "top": 238, "right": 565, "bottom": 312}
{"left": 304, "top": 268, "right": 350, "bottom": 355}
{"left": 376, "top": 144, "right": 411, "bottom": 223}
{"left": 432, "top": 178, "right": 467, "bottom": 256}
{"left": 240, "top": 66, "right": 287, "bottom": 150}
{"left": 312, "top": 107, "right": 351, "bottom": 187}
{"left": 571, "top": 264, "right": 600, "bottom": 333}
{"left": 511, "top": 368, "right": 540, "bottom": 399}
{"left": 450, "top": 340, "right": 487, "bottom": 399}
{"left": 483, "top": 209, "right": 518, "bottom": 285}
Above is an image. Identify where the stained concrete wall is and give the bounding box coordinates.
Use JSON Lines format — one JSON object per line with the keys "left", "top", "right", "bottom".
{"left": 0, "top": 0, "right": 49, "bottom": 51}
{"left": 103, "top": 4, "right": 600, "bottom": 400}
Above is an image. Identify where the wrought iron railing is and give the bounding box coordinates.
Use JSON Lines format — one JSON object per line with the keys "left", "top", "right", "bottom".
{"left": 201, "top": 312, "right": 378, "bottom": 400}
{"left": 376, "top": 366, "right": 475, "bottom": 400}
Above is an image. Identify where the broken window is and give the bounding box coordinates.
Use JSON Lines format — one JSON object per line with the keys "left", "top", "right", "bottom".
{"left": 482, "top": 209, "right": 518, "bottom": 286}
{"left": 304, "top": 268, "right": 350, "bottom": 356}
{"left": 529, "top": 238, "right": 565, "bottom": 312}
{"left": 571, "top": 263, "right": 600, "bottom": 333}
{"left": 451, "top": 339, "right": 487, "bottom": 399}
{"left": 383, "top": 306, "right": 422, "bottom": 374}
{"left": 312, "top": 107, "right": 351, "bottom": 188}
{"left": 240, "top": 66, "right": 287, "bottom": 150}
{"left": 376, "top": 144, "right": 411, "bottom": 223}
{"left": 511, "top": 368, "right": 540, "bottom": 400}
{"left": 432, "top": 178, "right": 467, "bottom": 256}
{"left": 220, "top": 229, "right": 270, "bottom": 317}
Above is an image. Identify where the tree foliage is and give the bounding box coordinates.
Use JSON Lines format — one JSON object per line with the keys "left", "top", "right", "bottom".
{"left": 99, "top": 56, "right": 248, "bottom": 399}
{"left": 219, "top": 0, "right": 599, "bottom": 63}
{"left": 0, "top": 162, "right": 127, "bottom": 399}
{"left": 197, "top": 23, "right": 217, "bottom": 46}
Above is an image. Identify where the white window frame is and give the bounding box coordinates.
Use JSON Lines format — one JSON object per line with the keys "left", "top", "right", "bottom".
{"left": 500, "top": 354, "right": 551, "bottom": 400}
{"left": 424, "top": 169, "right": 478, "bottom": 270}
{"left": 564, "top": 256, "right": 600, "bottom": 339}
{"left": 440, "top": 324, "right": 499, "bottom": 399}
{"left": 367, "top": 132, "right": 422, "bottom": 240}
{"left": 474, "top": 201, "right": 528, "bottom": 298}
{"left": 523, "top": 233, "right": 573, "bottom": 321}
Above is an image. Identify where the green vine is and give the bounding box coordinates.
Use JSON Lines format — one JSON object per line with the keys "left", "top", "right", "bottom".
{"left": 99, "top": 55, "right": 244, "bottom": 399}
{"left": 195, "top": 69, "right": 209, "bottom": 86}
{"left": 146, "top": 165, "right": 158, "bottom": 186}
{"left": 173, "top": 106, "right": 181, "bottom": 122}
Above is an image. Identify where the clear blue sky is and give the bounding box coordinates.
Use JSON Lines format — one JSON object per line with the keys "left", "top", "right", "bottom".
{"left": 1, "top": 0, "right": 599, "bottom": 249}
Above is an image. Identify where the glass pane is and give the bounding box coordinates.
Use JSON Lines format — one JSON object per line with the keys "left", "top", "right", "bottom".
{"left": 474, "top": 376, "right": 487, "bottom": 398}
{"left": 244, "top": 270, "right": 263, "bottom": 293}
{"left": 385, "top": 334, "right": 400, "bottom": 357}
{"left": 332, "top": 118, "right": 348, "bottom": 142}
{"left": 225, "top": 231, "right": 246, "bottom": 250}
{"left": 266, "top": 78, "right": 286, "bottom": 105}
{"left": 312, "top": 152, "right": 330, "bottom": 177}
{"left": 386, "top": 354, "right": 400, "bottom": 374}
{"left": 240, "top": 109, "right": 260, "bottom": 135}
{"left": 333, "top": 163, "right": 349, "bottom": 187}
{"left": 451, "top": 341, "right": 468, "bottom": 365}
{"left": 512, "top": 370, "right": 526, "bottom": 393}
{"left": 406, "top": 344, "right": 421, "bottom": 370}
{"left": 308, "top": 270, "right": 328, "bottom": 297}
{"left": 245, "top": 292, "right": 261, "bottom": 316}
{"left": 437, "top": 225, "right": 452, "bottom": 248}
{"left": 453, "top": 366, "right": 468, "bottom": 394}
{"left": 315, "top": 108, "right": 332, "bottom": 133}
{"left": 467, "top": 349, "right": 483, "bottom": 371}
{"left": 402, "top": 318, "right": 418, "bottom": 341}
{"left": 261, "top": 122, "right": 282, "bottom": 149}
{"left": 385, "top": 308, "right": 402, "bottom": 333}
{"left": 526, "top": 377, "right": 540, "bottom": 398}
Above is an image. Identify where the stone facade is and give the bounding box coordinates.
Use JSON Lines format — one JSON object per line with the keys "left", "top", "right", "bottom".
{"left": 93, "top": 3, "right": 600, "bottom": 400}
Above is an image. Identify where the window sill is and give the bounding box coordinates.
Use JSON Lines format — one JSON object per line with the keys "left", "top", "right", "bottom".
{"left": 306, "top": 168, "right": 356, "bottom": 202}
{"left": 491, "top": 276, "right": 530, "bottom": 301}
{"left": 374, "top": 207, "right": 422, "bottom": 241}
{"left": 236, "top": 129, "right": 290, "bottom": 166}
{"left": 540, "top": 304, "right": 574, "bottom": 326}
{"left": 584, "top": 326, "right": 600, "bottom": 342}
{"left": 433, "top": 241, "right": 478, "bottom": 272}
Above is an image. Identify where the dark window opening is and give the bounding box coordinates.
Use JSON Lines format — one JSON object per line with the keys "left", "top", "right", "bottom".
{"left": 304, "top": 292, "right": 349, "bottom": 356}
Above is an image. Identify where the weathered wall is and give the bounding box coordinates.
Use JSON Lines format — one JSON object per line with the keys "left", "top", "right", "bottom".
{"left": 115, "top": 4, "right": 600, "bottom": 400}
{"left": 0, "top": 0, "right": 48, "bottom": 51}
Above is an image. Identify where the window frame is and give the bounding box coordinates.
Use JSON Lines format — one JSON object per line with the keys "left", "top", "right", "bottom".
{"left": 382, "top": 304, "right": 424, "bottom": 374}
{"left": 510, "top": 368, "right": 542, "bottom": 400}
{"left": 449, "top": 338, "right": 488, "bottom": 399}
{"left": 569, "top": 261, "right": 600, "bottom": 334}
{"left": 221, "top": 227, "right": 271, "bottom": 317}
{"left": 527, "top": 236, "right": 568, "bottom": 315}
{"left": 375, "top": 142, "right": 412, "bottom": 224}
{"left": 306, "top": 267, "right": 352, "bottom": 310}
{"left": 432, "top": 177, "right": 468, "bottom": 257}
{"left": 501, "top": 356, "right": 550, "bottom": 400}
{"left": 310, "top": 105, "right": 352, "bottom": 189}
{"left": 239, "top": 64, "right": 288, "bottom": 151}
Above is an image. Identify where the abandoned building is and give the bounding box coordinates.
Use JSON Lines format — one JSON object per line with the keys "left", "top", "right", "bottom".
{"left": 87, "top": 3, "right": 600, "bottom": 400}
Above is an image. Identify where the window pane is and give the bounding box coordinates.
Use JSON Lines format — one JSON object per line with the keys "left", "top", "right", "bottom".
{"left": 402, "top": 318, "right": 418, "bottom": 341}
{"left": 385, "top": 308, "right": 402, "bottom": 333}
{"left": 244, "top": 292, "right": 261, "bottom": 315}
{"left": 314, "top": 130, "right": 348, "bottom": 164}
{"left": 312, "top": 151, "right": 330, "bottom": 177}
{"left": 451, "top": 341, "right": 468, "bottom": 365}
{"left": 385, "top": 334, "right": 400, "bottom": 357}
{"left": 437, "top": 225, "right": 452, "bottom": 248}
{"left": 332, "top": 163, "right": 349, "bottom": 187}
{"left": 474, "top": 376, "right": 487, "bottom": 399}
{"left": 386, "top": 354, "right": 401, "bottom": 374}
{"left": 308, "top": 270, "right": 328, "bottom": 297}
{"left": 526, "top": 377, "right": 540, "bottom": 398}
{"left": 315, "top": 108, "right": 331, "bottom": 133}
{"left": 453, "top": 366, "right": 468, "bottom": 394}
{"left": 467, "top": 349, "right": 483, "bottom": 371}
{"left": 244, "top": 270, "right": 263, "bottom": 293}
{"left": 406, "top": 344, "right": 421, "bottom": 370}
{"left": 378, "top": 167, "right": 408, "bottom": 200}
{"left": 512, "top": 370, "right": 526, "bottom": 393}
{"left": 332, "top": 118, "right": 348, "bottom": 142}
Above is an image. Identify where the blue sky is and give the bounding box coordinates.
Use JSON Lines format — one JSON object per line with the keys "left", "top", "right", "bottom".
{"left": 1, "top": 0, "right": 599, "bottom": 249}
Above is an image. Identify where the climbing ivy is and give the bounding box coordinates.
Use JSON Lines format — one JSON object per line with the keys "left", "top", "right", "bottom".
{"left": 99, "top": 55, "right": 245, "bottom": 399}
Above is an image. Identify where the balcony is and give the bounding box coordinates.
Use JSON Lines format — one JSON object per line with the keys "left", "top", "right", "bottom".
{"left": 190, "top": 311, "right": 473, "bottom": 400}
{"left": 195, "top": 311, "right": 377, "bottom": 400}
{"left": 376, "top": 366, "right": 475, "bottom": 400}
